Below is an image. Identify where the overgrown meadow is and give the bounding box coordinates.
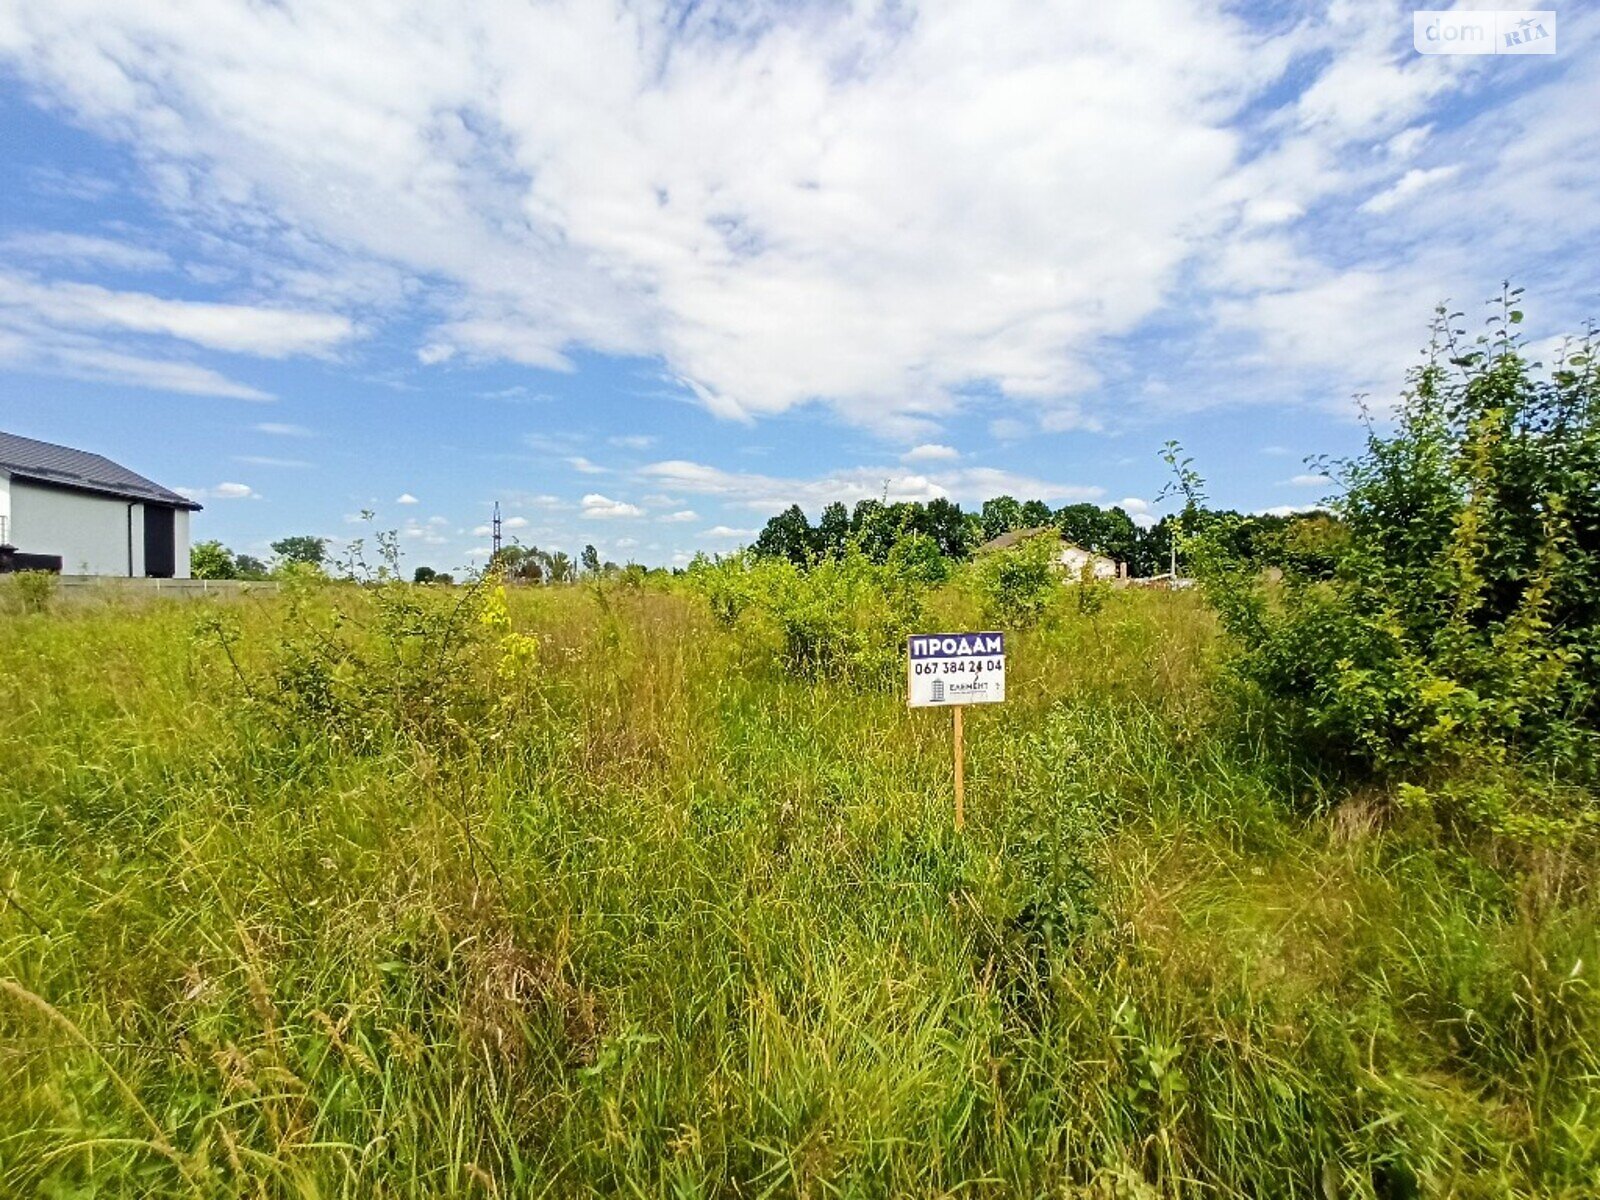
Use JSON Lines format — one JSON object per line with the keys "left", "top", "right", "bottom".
{"left": 2, "top": 556, "right": 1595, "bottom": 1197}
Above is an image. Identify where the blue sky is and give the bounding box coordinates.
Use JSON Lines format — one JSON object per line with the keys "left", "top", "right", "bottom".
{"left": 1, "top": 1, "right": 1597, "bottom": 570}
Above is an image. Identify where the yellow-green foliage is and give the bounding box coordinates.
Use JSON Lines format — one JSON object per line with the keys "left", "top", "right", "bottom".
{"left": 0, "top": 581, "right": 1596, "bottom": 1198}
{"left": 973, "top": 531, "right": 1063, "bottom": 628}
{"left": 688, "top": 544, "right": 929, "bottom": 683}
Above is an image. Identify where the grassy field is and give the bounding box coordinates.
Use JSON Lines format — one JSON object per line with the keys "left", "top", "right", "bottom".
{"left": 1, "top": 576, "right": 1596, "bottom": 1197}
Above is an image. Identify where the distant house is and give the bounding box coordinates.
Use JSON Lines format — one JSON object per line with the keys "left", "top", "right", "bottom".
{"left": 977, "top": 526, "right": 1122, "bottom": 580}
{"left": 0, "top": 431, "right": 201, "bottom": 577}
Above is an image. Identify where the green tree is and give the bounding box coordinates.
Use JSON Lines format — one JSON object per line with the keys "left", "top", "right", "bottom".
{"left": 189, "top": 540, "right": 237, "bottom": 580}
{"left": 413, "top": 566, "right": 438, "bottom": 584}
{"left": 581, "top": 544, "right": 602, "bottom": 576}
{"left": 857, "top": 503, "right": 907, "bottom": 564}
{"left": 849, "top": 499, "right": 884, "bottom": 538}
{"left": 1055, "top": 503, "right": 1141, "bottom": 571}
{"left": 547, "top": 551, "right": 575, "bottom": 583}
{"left": 817, "top": 501, "right": 851, "bottom": 558}
{"left": 492, "top": 544, "right": 547, "bottom": 583}
{"left": 755, "top": 504, "right": 816, "bottom": 566}
{"left": 271, "top": 535, "right": 328, "bottom": 567}
{"left": 234, "top": 554, "right": 268, "bottom": 580}
{"left": 980, "top": 495, "right": 1023, "bottom": 542}
{"left": 922, "top": 498, "right": 971, "bottom": 559}
{"left": 1019, "top": 498, "right": 1054, "bottom": 528}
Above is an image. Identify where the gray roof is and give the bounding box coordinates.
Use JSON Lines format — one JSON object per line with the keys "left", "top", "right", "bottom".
{"left": 977, "top": 526, "right": 1113, "bottom": 561}
{"left": 0, "top": 430, "right": 201, "bottom": 510}
{"left": 977, "top": 526, "right": 1057, "bottom": 552}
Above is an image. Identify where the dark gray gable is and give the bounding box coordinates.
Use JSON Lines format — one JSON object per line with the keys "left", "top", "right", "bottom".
{"left": 0, "top": 430, "right": 202, "bottom": 510}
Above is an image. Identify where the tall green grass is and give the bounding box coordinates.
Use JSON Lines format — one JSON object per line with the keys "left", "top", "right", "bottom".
{"left": 1, "top": 581, "right": 1595, "bottom": 1197}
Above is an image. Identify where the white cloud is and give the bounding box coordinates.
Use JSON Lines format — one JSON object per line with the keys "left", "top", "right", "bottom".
{"left": 234, "top": 454, "right": 310, "bottom": 468}
{"left": 253, "top": 422, "right": 312, "bottom": 437}
{"left": 1039, "top": 404, "right": 1103, "bottom": 434}
{"left": 501, "top": 491, "right": 567, "bottom": 510}
{"left": 0, "top": 230, "right": 171, "bottom": 272}
{"left": 1213, "top": 266, "right": 1450, "bottom": 391}
{"left": 400, "top": 519, "right": 449, "bottom": 545}
{"left": 659, "top": 509, "right": 698, "bottom": 522}
{"left": 902, "top": 443, "right": 958, "bottom": 463}
{"left": 567, "top": 456, "right": 607, "bottom": 475}
{"left": 704, "top": 525, "right": 758, "bottom": 539}
{"left": 989, "top": 418, "right": 1028, "bottom": 442}
{"left": 504, "top": 515, "right": 529, "bottom": 529}
{"left": 1386, "top": 125, "right": 1432, "bottom": 161}
{"left": 395, "top": 492, "right": 419, "bottom": 504}
{"left": 417, "top": 342, "right": 456, "bottom": 365}
{"left": 179, "top": 480, "right": 259, "bottom": 500}
{"left": 608, "top": 434, "right": 656, "bottom": 449}
{"left": 1, "top": 0, "right": 1588, "bottom": 440}
{"left": 0, "top": 273, "right": 355, "bottom": 356}
{"left": 1360, "top": 165, "right": 1461, "bottom": 215}
{"left": 0, "top": 338, "right": 274, "bottom": 400}
{"left": 1287, "top": 473, "right": 1332, "bottom": 487}
{"left": 1240, "top": 197, "right": 1304, "bottom": 227}
{"left": 580, "top": 493, "right": 644, "bottom": 519}
{"left": 0, "top": 1, "right": 1281, "bottom": 433}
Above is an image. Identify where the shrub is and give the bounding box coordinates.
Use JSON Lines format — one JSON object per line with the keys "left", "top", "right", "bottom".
{"left": 205, "top": 575, "right": 538, "bottom": 753}
{"left": 1191, "top": 292, "right": 1600, "bottom": 786}
{"left": 3, "top": 570, "right": 56, "bottom": 614}
{"left": 189, "top": 540, "right": 237, "bottom": 580}
{"left": 687, "top": 540, "right": 933, "bottom": 683}
{"left": 973, "top": 531, "right": 1061, "bottom": 628}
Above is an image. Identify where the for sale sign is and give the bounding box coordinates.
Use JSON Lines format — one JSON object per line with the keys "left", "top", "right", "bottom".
{"left": 907, "top": 632, "right": 1006, "bottom": 707}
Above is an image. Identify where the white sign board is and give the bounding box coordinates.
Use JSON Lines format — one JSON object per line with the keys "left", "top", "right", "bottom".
{"left": 907, "top": 631, "right": 1006, "bottom": 708}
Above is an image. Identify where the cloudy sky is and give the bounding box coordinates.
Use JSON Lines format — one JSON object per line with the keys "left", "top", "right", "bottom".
{"left": 0, "top": 0, "right": 1596, "bottom": 569}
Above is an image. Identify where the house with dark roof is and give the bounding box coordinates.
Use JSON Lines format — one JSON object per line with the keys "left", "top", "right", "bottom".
{"left": 0, "top": 431, "right": 201, "bottom": 577}
{"left": 977, "top": 526, "right": 1123, "bottom": 580}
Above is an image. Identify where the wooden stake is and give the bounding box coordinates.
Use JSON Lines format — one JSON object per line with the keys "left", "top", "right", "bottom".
{"left": 952, "top": 705, "right": 965, "bottom": 831}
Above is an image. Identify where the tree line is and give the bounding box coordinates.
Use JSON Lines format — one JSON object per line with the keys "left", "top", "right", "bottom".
{"left": 749, "top": 494, "right": 1342, "bottom": 578}
{"left": 190, "top": 533, "right": 630, "bottom": 585}
{"left": 188, "top": 500, "right": 1341, "bottom": 584}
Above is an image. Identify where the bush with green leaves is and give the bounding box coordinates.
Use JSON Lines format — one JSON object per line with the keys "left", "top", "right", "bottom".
{"left": 972, "top": 530, "right": 1061, "bottom": 628}
{"left": 1191, "top": 292, "right": 1600, "bottom": 790}
{"left": 188, "top": 539, "right": 237, "bottom": 580}
{"left": 1, "top": 570, "right": 56, "bottom": 614}
{"left": 197, "top": 571, "right": 540, "bottom": 755}
{"left": 688, "top": 537, "right": 937, "bottom": 683}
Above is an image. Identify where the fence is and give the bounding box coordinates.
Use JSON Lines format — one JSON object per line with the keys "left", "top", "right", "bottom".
{"left": 50, "top": 575, "right": 282, "bottom": 600}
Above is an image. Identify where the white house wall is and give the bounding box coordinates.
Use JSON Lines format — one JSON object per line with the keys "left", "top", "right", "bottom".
{"left": 1059, "top": 545, "right": 1119, "bottom": 580}
{"left": 173, "top": 508, "right": 191, "bottom": 578}
{"left": 0, "top": 473, "right": 10, "bottom": 544}
{"left": 9, "top": 480, "right": 139, "bottom": 575}
{"left": 130, "top": 502, "right": 146, "bottom": 577}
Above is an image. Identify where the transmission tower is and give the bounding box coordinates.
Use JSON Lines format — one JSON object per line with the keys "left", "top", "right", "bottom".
{"left": 492, "top": 501, "right": 503, "bottom": 560}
